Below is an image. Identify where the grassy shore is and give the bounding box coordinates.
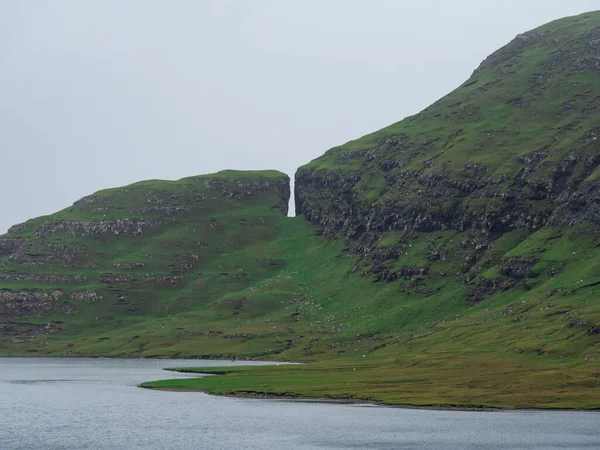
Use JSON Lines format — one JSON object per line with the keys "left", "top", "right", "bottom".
{"left": 140, "top": 351, "right": 600, "bottom": 410}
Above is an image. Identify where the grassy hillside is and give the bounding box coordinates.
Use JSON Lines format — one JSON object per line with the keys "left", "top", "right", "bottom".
{"left": 144, "top": 12, "right": 600, "bottom": 408}
{"left": 0, "top": 170, "right": 300, "bottom": 357}
{"left": 4, "top": 12, "right": 600, "bottom": 409}
{"left": 141, "top": 222, "right": 600, "bottom": 408}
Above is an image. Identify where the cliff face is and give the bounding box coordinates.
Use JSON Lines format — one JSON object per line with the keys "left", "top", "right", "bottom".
{"left": 296, "top": 12, "right": 600, "bottom": 288}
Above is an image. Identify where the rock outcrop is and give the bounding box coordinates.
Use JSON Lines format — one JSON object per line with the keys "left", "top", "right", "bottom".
{"left": 5, "top": 240, "right": 90, "bottom": 268}
{"left": 0, "top": 238, "right": 24, "bottom": 257}
{"left": 112, "top": 262, "right": 145, "bottom": 270}
{"left": 70, "top": 291, "right": 100, "bottom": 302}
{"left": 0, "top": 289, "right": 62, "bottom": 317}
{"left": 7, "top": 223, "right": 31, "bottom": 234}
{"left": 35, "top": 219, "right": 161, "bottom": 237}
{"left": 295, "top": 15, "right": 600, "bottom": 305}
{"left": 0, "top": 273, "right": 86, "bottom": 283}
{"left": 99, "top": 274, "right": 183, "bottom": 284}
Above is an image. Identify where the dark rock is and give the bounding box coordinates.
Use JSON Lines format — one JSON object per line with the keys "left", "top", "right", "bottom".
{"left": 169, "top": 263, "right": 193, "bottom": 272}
{"left": 73, "top": 195, "right": 104, "bottom": 206}
{"left": 0, "top": 273, "right": 86, "bottom": 283}
{"left": 0, "top": 238, "right": 24, "bottom": 256}
{"left": 499, "top": 257, "right": 539, "bottom": 279}
{"left": 70, "top": 291, "right": 100, "bottom": 302}
{"left": 7, "top": 223, "right": 30, "bottom": 234}
{"left": 35, "top": 219, "right": 161, "bottom": 237}
{"left": 473, "top": 30, "right": 544, "bottom": 76}
{"left": 140, "top": 205, "right": 189, "bottom": 216}
{"left": 399, "top": 267, "right": 430, "bottom": 279}
{"left": 0, "top": 289, "right": 62, "bottom": 317}
{"left": 467, "top": 279, "right": 515, "bottom": 305}
{"left": 112, "top": 262, "right": 145, "bottom": 270}
{"left": 7, "top": 241, "right": 89, "bottom": 268}
{"left": 60, "top": 303, "right": 78, "bottom": 315}
{"left": 568, "top": 319, "right": 586, "bottom": 329}
{"left": 549, "top": 179, "right": 600, "bottom": 226}
{"left": 99, "top": 274, "right": 183, "bottom": 284}
{"left": 0, "top": 320, "right": 62, "bottom": 338}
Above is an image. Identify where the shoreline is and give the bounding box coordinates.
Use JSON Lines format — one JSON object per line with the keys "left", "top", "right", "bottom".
{"left": 139, "top": 370, "right": 600, "bottom": 413}
{"left": 139, "top": 384, "right": 600, "bottom": 412}
{"left": 0, "top": 354, "right": 294, "bottom": 362}
{"left": 138, "top": 385, "right": 501, "bottom": 411}
{"left": 3, "top": 355, "right": 598, "bottom": 412}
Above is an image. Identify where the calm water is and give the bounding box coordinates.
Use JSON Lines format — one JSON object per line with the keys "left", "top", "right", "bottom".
{"left": 0, "top": 358, "right": 599, "bottom": 450}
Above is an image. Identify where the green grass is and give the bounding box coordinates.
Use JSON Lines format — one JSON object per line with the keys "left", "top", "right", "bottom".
{"left": 142, "top": 352, "right": 600, "bottom": 409}
{"left": 3, "top": 12, "right": 600, "bottom": 409}
{"left": 2, "top": 170, "right": 600, "bottom": 407}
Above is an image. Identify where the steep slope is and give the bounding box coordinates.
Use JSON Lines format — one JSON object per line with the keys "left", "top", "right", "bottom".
{"left": 296, "top": 11, "right": 600, "bottom": 319}
{"left": 297, "top": 12, "right": 600, "bottom": 244}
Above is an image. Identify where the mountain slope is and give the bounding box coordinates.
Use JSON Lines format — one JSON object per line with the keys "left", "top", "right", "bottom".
{"left": 297, "top": 12, "right": 600, "bottom": 237}
{"left": 295, "top": 11, "right": 600, "bottom": 329}
{"left": 0, "top": 170, "right": 300, "bottom": 357}
{"left": 3, "top": 12, "right": 600, "bottom": 408}
{"left": 146, "top": 11, "right": 600, "bottom": 408}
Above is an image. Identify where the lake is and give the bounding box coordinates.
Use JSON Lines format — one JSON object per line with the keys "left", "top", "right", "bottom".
{"left": 1, "top": 357, "right": 598, "bottom": 449}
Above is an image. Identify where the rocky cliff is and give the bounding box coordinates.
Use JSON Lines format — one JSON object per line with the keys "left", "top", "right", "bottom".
{"left": 296, "top": 12, "right": 600, "bottom": 300}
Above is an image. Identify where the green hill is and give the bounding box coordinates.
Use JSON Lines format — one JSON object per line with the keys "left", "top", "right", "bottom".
{"left": 0, "top": 170, "right": 299, "bottom": 357}
{"left": 4, "top": 12, "right": 600, "bottom": 408}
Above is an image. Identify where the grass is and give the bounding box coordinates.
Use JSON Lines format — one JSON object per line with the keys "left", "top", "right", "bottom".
{"left": 3, "top": 170, "right": 600, "bottom": 407}
{"left": 141, "top": 352, "right": 600, "bottom": 409}
{"left": 3, "top": 12, "right": 600, "bottom": 409}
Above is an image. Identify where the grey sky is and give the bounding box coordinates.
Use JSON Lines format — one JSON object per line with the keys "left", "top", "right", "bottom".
{"left": 1, "top": 1, "right": 598, "bottom": 231}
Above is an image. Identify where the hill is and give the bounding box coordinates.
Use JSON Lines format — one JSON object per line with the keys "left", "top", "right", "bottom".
{"left": 4, "top": 12, "right": 600, "bottom": 408}
{"left": 0, "top": 170, "right": 302, "bottom": 357}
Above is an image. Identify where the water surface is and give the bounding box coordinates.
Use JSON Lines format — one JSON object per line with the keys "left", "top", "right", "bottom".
{"left": 1, "top": 357, "right": 598, "bottom": 449}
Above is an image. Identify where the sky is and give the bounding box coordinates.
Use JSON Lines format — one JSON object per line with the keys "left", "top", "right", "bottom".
{"left": 1, "top": 0, "right": 598, "bottom": 232}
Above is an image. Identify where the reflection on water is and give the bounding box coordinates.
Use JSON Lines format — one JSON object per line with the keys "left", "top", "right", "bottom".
{"left": 1, "top": 357, "right": 599, "bottom": 450}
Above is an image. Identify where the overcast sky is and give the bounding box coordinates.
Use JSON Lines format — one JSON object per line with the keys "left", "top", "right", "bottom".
{"left": 1, "top": 1, "right": 598, "bottom": 231}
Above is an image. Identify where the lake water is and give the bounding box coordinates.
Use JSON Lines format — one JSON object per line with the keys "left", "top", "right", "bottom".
{"left": 0, "top": 357, "right": 598, "bottom": 450}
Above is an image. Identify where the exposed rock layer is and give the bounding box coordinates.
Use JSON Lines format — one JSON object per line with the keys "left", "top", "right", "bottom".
{"left": 295, "top": 17, "right": 600, "bottom": 295}
{"left": 0, "top": 290, "right": 62, "bottom": 317}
